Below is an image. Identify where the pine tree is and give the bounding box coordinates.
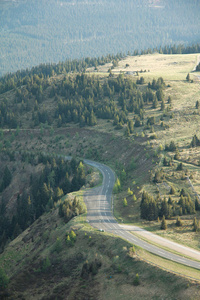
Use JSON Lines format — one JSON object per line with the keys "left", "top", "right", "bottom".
{"left": 160, "top": 199, "right": 169, "bottom": 218}
{"left": 161, "top": 100, "right": 165, "bottom": 111}
{"left": 175, "top": 216, "right": 182, "bottom": 227}
{"left": 160, "top": 216, "right": 167, "bottom": 230}
{"left": 196, "top": 100, "right": 199, "bottom": 109}
{"left": 2, "top": 166, "right": 12, "bottom": 189}
{"left": 186, "top": 73, "right": 190, "bottom": 82}
{"left": 191, "top": 135, "right": 200, "bottom": 147}
{"left": 124, "top": 126, "right": 130, "bottom": 137}
{"left": 193, "top": 217, "right": 199, "bottom": 232}
{"left": 168, "top": 96, "right": 172, "bottom": 104}
{"left": 128, "top": 119, "right": 134, "bottom": 133}
{"left": 152, "top": 95, "right": 158, "bottom": 108}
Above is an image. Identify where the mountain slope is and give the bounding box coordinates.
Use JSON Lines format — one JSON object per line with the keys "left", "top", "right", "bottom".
{"left": 0, "top": 0, "right": 200, "bottom": 75}
{"left": 1, "top": 199, "right": 200, "bottom": 300}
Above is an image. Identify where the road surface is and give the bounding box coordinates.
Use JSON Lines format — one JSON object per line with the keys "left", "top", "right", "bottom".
{"left": 83, "top": 159, "right": 200, "bottom": 270}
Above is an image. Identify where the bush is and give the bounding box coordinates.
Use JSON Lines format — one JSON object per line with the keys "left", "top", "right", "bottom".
{"left": 133, "top": 273, "right": 140, "bottom": 286}
{"left": 127, "top": 188, "right": 133, "bottom": 196}
{"left": 133, "top": 195, "right": 137, "bottom": 202}
{"left": 123, "top": 198, "right": 128, "bottom": 207}
{"left": 150, "top": 133, "right": 157, "bottom": 139}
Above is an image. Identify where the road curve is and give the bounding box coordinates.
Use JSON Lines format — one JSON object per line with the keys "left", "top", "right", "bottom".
{"left": 83, "top": 159, "right": 200, "bottom": 270}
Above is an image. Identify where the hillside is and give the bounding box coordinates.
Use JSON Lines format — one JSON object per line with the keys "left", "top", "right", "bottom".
{"left": 1, "top": 0, "right": 200, "bottom": 75}
{"left": 1, "top": 52, "right": 200, "bottom": 298}
{"left": 1, "top": 197, "right": 200, "bottom": 300}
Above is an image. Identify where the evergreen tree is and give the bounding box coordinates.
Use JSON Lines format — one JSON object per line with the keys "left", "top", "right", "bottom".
{"left": 160, "top": 198, "right": 169, "bottom": 218}
{"left": 152, "top": 95, "right": 158, "bottom": 108}
{"left": 156, "top": 89, "right": 164, "bottom": 102}
{"left": 176, "top": 162, "right": 183, "bottom": 171}
{"left": 175, "top": 216, "right": 183, "bottom": 227}
{"left": 195, "top": 198, "right": 200, "bottom": 211}
{"left": 128, "top": 119, "right": 134, "bottom": 133}
{"left": 168, "top": 96, "right": 172, "bottom": 104}
{"left": 193, "top": 217, "right": 199, "bottom": 232}
{"left": 161, "top": 100, "right": 165, "bottom": 111}
{"left": 134, "top": 116, "right": 141, "bottom": 127}
{"left": 186, "top": 73, "right": 191, "bottom": 82}
{"left": 160, "top": 216, "right": 167, "bottom": 230}
{"left": 2, "top": 166, "right": 12, "bottom": 190}
{"left": 191, "top": 135, "right": 200, "bottom": 147}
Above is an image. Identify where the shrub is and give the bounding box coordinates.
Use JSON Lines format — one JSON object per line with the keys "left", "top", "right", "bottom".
{"left": 133, "top": 273, "right": 140, "bottom": 286}
{"left": 123, "top": 198, "right": 128, "bottom": 207}
{"left": 133, "top": 195, "right": 137, "bottom": 202}
{"left": 127, "top": 188, "right": 133, "bottom": 196}
{"left": 113, "top": 178, "right": 121, "bottom": 193}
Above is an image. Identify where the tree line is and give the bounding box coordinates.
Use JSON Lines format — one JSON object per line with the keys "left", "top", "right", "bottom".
{"left": 1, "top": 0, "right": 200, "bottom": 75}
{"left": 140, "top": 190, "right": 196, "bottom": 221}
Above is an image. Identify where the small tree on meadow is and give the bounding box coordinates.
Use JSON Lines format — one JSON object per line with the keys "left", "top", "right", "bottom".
{"left": 175, "top": 216, "right": 183, "bottom": 227}
{"left": 186, "top": 73, "right": 190, "bottom": 82}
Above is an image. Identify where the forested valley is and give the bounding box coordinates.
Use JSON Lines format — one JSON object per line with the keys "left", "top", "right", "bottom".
{"left": 0, "top": 0, "right": 200, "bottom": 75}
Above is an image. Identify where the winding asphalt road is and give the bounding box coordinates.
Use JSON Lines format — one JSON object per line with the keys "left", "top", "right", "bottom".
{"left": 83, "top": 159, "right": 200, "bottom": 270}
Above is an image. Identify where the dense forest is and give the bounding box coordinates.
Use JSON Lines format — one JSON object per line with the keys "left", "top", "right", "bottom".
{"left": 0, "top": 67, "right": 168, "bottom": 132}
{"left": 0, "top": 0, "right": 200, "bottom": 76}
{"left": 0, "top": 152, "right": 86, "bottom": 252}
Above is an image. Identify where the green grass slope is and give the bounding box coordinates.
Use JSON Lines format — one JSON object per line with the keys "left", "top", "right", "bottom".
{"left": 1, "top": 199, "right": 200, "bottom": 300}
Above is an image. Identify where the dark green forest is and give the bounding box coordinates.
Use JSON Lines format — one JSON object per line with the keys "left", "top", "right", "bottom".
{"left": 0, "top": 152, "right": 86, "bottom": 252}
{"left": 0, "top": 0, "right": 200, "bottom": 76}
